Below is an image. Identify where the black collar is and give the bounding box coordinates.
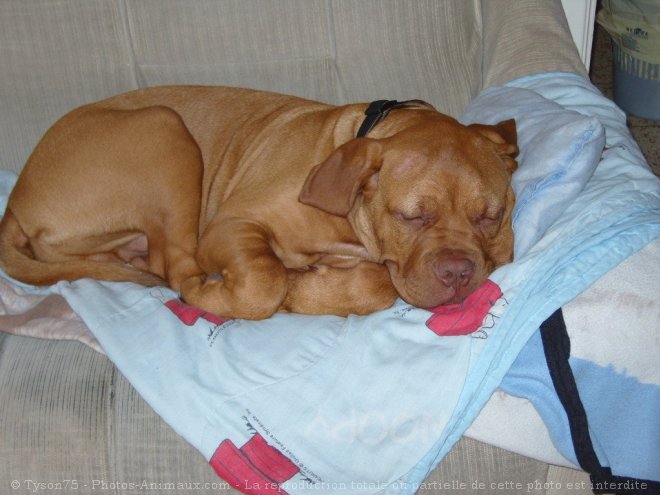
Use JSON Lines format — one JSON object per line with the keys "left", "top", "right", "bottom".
{"left": 356, "top": 99, "right": 430, "bottom": 138}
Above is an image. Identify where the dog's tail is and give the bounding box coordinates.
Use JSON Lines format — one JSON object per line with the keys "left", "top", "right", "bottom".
{"left": 0, "top": 208, "right": 165, "bottom": 287}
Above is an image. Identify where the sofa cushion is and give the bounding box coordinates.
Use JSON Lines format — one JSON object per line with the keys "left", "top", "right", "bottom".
{"left": 0, "top": 1, "right": 587, "bottom": 174}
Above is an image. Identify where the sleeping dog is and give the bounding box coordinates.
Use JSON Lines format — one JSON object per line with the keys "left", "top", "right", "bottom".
{"left": 0, "top": 86, "right": 517, "bottom": 319}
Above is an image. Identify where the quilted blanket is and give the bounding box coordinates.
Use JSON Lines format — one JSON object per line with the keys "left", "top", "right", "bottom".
{"left": 1, "top": 73, "right": 658, "bottom": 493}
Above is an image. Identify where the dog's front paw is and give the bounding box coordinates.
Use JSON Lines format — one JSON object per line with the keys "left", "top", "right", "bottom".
{"left": 180, "top": 270, "right": 284, "bottom": 320}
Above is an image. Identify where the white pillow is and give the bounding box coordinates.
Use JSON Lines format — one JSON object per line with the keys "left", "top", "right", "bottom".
{"left": 460, "top": 86, "right": 605, "bottom": 257}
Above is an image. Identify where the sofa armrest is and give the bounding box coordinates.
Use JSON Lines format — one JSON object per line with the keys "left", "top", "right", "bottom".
{"left": 481, "top": 0, "right": 588, "bottom": 88}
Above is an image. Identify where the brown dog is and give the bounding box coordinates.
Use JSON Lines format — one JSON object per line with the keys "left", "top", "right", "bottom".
{"left": 0, "top": 86, "right": 517, "bottom": 319}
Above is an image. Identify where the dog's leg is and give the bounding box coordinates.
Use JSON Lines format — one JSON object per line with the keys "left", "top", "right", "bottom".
{"left": 0, "top": 210, "right": 166, "bottom": 287}
{"left": 0, "top": 105, "right": 204, "bottom": 289}
{"left": 180, "top": 218, "right": 288, "bottom": 320}
{"left": 144, "top": 185, "right": 204, "bottom": 291}
{"left": 281, "top": 262, "right": 398, "bottom": 316}
{"left": 109, "top": 106, "right": 205, "bottom": 290}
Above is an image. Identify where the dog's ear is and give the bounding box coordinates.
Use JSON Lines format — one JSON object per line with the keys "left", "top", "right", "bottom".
{"left": 299, "top": 138, "right": 383, "bottom": 216}
{"left": 469, "top": 119, "right": 519, "bottom": 173}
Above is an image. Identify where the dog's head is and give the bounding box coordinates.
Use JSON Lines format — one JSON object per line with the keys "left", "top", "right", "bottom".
{"left": 300, "top": 112, "right": 518, "bottom": 308}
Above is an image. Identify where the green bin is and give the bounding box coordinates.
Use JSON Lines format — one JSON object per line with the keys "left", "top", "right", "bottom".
{"left": 597, "top": 0, "right": 660, "bottom": 121}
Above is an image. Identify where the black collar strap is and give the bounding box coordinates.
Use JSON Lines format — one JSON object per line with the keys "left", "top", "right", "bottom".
{"left": 356, "top": 99, "right": 430, "bottom": 138}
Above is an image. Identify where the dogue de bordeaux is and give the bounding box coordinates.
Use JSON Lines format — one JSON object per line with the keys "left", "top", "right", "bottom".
{"left": 0, "top": 86, "right": 518, "bottom": 319}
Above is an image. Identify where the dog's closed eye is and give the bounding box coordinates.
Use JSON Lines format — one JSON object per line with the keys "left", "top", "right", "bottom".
{"left": 475, "top": 208, "right": 504, "bottom": 233}
{"left": 395, "top": 210, "right": 436, "bottom": 228}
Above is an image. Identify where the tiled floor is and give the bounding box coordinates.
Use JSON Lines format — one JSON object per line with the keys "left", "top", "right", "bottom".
{"left": 590, "top": 24, "right": 659, "bottom": 174}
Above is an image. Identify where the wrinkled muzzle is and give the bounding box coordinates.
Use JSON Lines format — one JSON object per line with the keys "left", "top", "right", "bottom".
{"left": 385, "top": 245, "right": 491, "bottom": 308}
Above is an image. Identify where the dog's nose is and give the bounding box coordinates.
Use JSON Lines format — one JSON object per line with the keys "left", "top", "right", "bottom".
{"left": 435, "top": 257, "right": 474, "bottom": 288}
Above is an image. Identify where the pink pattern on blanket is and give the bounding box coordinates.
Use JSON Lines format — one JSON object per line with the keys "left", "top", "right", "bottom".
{"left": 210, "top": 434, "right": 299, "bottom": 494}
{"left": 164, "top": 299, "right": 225, "bottom": 326}
{"left": 426, "top": 280, "right": 503, "bottom": 336}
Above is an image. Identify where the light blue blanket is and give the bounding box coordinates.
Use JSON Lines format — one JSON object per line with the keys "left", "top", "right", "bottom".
{"left": 1, "top": 73, "right": 658, "bottom": 493}
{"left": 496, "top": 75, "right": 660, "bottom": 485}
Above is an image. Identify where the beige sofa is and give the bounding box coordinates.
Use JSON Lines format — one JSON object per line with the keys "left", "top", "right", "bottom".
{"left": 0, "top": 1, "right": 647, "bottom": 494}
